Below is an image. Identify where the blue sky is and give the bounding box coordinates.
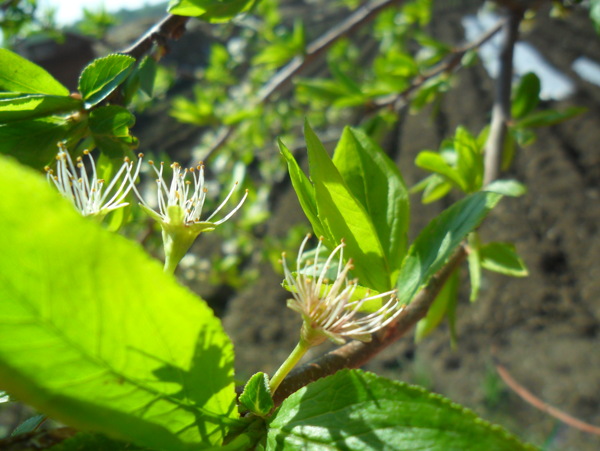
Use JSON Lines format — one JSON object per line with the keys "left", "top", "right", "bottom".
{"left": 40, "top": 0, "right": 167, "bottom": 25}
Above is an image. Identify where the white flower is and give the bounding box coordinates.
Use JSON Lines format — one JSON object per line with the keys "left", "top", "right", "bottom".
{"left": 45, "top": 144, "right": 142, "bottom": 218}
{"left": 133, "top": 160, "right": 247, "bottom": 231}
{"left": 282, "top": 235, "right": 404, "bottom": 346}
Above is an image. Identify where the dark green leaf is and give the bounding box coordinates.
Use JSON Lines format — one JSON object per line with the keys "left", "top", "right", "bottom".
{"left": 168, "top": 0, "right": 258, "bottom": 22}
{"left": 278, "top": 139, "right": 326, "bottom": 239}
{"left": 480, "top": 242, "right": 529, "bottom": 277}
{"left": 397, "top": 191, "right": 502, "bottom": 304}
{"left": 239, "top": 373, "right": 274, "bottom": 417}
{"left": 0, "top": 94, "right": 81, "bottom": 123}
{"left": 49, "top": 432, "right": 146, "bottom": 450}
{"left": 0, "top": 49, "right": 69, "bottom": 95}
{"left": 267, "top": 369, "right": 536, "bottom": 450}
{"left": 0, "top": 156, "right": 239, "bottom": 450}
{"left": 511, "top": 73, "right": 540, "bottom": 119}
{"left": 0, "top": 116, "right": 83, "bottom": 168}
{"left": 332, "top": 127, "right": 409, "bottom": 279}
{"left": 137, "top": 56, "right": 158, "bottom": 97}
{"left": 304, "top": 121, "right": 390, "bottom": 291}
{"left": 78, "top": 54, "right": 136, "bottom": 108}
{"left": 517, "top": 107, "right": 586, "bottom": 128}
{"left": 415, "top": 268, "right": 459, "bottom": 342}
{"left": 89, "top": 105, "right": 138, "bottom": 157}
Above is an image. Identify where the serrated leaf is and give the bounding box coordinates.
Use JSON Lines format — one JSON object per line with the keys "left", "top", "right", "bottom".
{"left": 485, "top": 179, "right": 527, "bottom": 197}
{"left": 397, "top": 191, "right": 502, "bottom": 304}
{"left": 168, "top": 0, "right": 258, "bottom": 22}
{"left": 0, "top": 156, "right": 239, "bottom": 450}
{"left": 239, "top": 373, "right": 274, "bottom": 417}
{"left": 89, "top": 105, "right": 138, "bottom": 157}
{"left": 415, "top": 268, "right": 459, "bottom": 342}
{"left": 511, "top": 73, "right": 540, "bottom": 119}
{"left": 267, "top": 369, "right": 536, "bottom": 450}
{"left": 480, "top": 242, "right": 528, "bottom": 277}
{"left": 0, "top": 94, "right": 82, "bottom": 123}
{"left": 332, "top": 127, "right": 409, "bottom": 280}
{"left": 517, "top": 107, "right": 586, "bottom": 128}
{"left": 279, "top": 139, "right": 326, "bottom": 239}
{"left": 305, "top": 121, "right": 390, "bottom": 292}
{"left": 78, "top": 54, "right": 136, "bottom": 108}
{"left": 0, "top": 48, "right": 69, "bottom": 96}
{"left": 0, "top": 116, "right": 83, "bottom": 168}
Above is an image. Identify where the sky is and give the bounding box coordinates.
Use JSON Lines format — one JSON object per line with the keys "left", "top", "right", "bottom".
{"left": 39, "top": 0, "right": 168, "bottom": 25}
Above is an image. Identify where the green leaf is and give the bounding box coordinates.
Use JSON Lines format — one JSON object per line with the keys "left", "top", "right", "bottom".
{"left": 397, "top": 191, "right": 502, "bottom": 304}
{"left": 517, "top": 107, "right": 586, "bottom": 128}
{"left": 239, "top": 373, "right": 274, "bottom": 417}
{"left": 454, "top": 126, "right": 483, "bottom": 192}
{"left": 49, "top": 432, "right": 144, "bottom": 450}
{"left": 0, "top": 94, "right": 82, "bottom": 123}
{"left": 78, "top": 54, "right": 136, "bottom": 108}
{"left": 511, "top": 72, "right": 540, "bottom": 120}
{"left": 332, "top": 127, "right": 409, "bottom": 279}
{"left": 89, "top": 105, "right": 138, "bottom": 157}
{"left": 480, "top": 242, "right": 529, "bottom": 277}
{"left": 168, "top": 0, "right": 258, "bottom": 22}
{"left": 0, "top": 156, "right": 239, "bottom": 450}
{"left": 278, "top": 139, "right": 326, "bottom": 239}
{"left": 0, "top": 49, "right": 69, "bottom": 96}
{"left": 485, "top": 179, "right": 527, "bottom": 197}
{"left": 0, "top": 116, "right": 83, "bottom": 168}
{"left": 267, "top": 369, "right": 536, "bottom": 450}
{"left": 304, "top": 121, "right": 390, "bottom": 291}
{"left": 415, "top": 150, "right": 466, "bottom": 190}
{"left": 421, "top": 175, "right": 453, "bottom": 203}
{"left": 415, "top": 268, "right": 459, "bottom": 343}
{"left": 590, "top": 0, "right": 600, "bottom": 34}
{"left": 467, "top": 232, "right": 482, "bottom": 302}
{"left": 10, "top": 414, "right": 46, "bottom": 437}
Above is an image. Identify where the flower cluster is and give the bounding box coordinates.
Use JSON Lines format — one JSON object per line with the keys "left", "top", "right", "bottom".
{"left": 282, "top": 235, "right": 404, "bottom": 346}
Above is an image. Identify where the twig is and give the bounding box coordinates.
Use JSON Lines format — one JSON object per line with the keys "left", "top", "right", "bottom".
{"left": 121, "top": 14, "right": 190, "bottom": 60}
{"left": 494, "top": 359, "right": 600, "bottom": 436}
{"left": 484, "top": 8, "right": 523, "bottom": 185}
{"left": 273, "top": 246, "right": 467, "bottom": 406}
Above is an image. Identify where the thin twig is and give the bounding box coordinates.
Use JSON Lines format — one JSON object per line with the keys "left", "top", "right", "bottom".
{"left": 121, "top": 14, "right": 190, "bottom": 60}
{"left": 273, "top": 246, "right": 467, "bottom": 406}
{"left": 494, "top": 359, "right": 600, "bottom": 436}
{"left": 484, "top": 8, "right": 523, "bottom": 185}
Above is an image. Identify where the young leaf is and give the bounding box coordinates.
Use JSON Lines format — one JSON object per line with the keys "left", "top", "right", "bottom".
{"left": 0, "top": 156, "right": 239, "bottom": 450}
{"left": 239, "top": 373, "right": 274, "bottom": 417}
{"left": 516, "top": 107, "right": 586, "bottom": 128}
{"left": 267, "top": 369, "right": 536, "bottom": 450}
{"left": 415, "top": 268, "right": 459, "bottom": 342}
{"left": 415, "top": 150, "right": 466, "bottom": 190}
{"left": 454, "top": 126, "right": 483, "bottom": 192}
{"left": 168, "top": 0, "right": 258, "bottom": 22}
{"left": 485, "top": 179, "right": 527, "bottom": 197}
{"left": 0, "top": 49, "right": 69, "bottom": 96}
{"left": 397, "top": 191, "right": 502, "bottom": 304}
{"left": 332, "top": 127, "right": 409, "bottom": 278}
{"left": 78, "top": 54, "right": 136, "bottom": 108}
{"left": 0, "top": 94, "right": 82, "bottom": 123}
{"left": 304, "top": 121, "right": 390, "bottom": 292}
{"left": 511, "top": 72, "right": 541, "bottom": 120}
{"left": 467, "top": 232, "right": 482, "bottom": 302}
{"left": 89, "top": 105, "right": 139, "bottom": 157}
{"left": 480, "top": 242, "right": 529, "bottom": 277}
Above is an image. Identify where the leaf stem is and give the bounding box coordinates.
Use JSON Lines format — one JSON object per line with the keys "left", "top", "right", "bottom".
{"left": 269, "top": 339, "right": 311, "bottom": 395}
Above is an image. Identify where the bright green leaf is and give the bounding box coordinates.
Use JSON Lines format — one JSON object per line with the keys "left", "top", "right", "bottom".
{"left": 267, "top": 369, "right": 536, "bottom": 450}
{"left": 168, "top": 0, "right": 258, "bottom": 22}
{"left": 0, "top": 49, "right": 69, "bottom": 96}
{"left": 421, "top": 175, "right": 453, "bottom": 203}
{"left": 511, "top": 73, "right": 540, "bottom": 119}
{"left": 415, "top": 150, "right": 466, "bottom": 190}
{"left": 304, "top": 121, "right": 390, "bottom": 291}
{"left": 78, "top": 54, "right": 136, "bottom": 108}
{"left": 454, "top": 126, "right": 483, "bottom": 192}
{"left": 415, "top": 268, "right": 459, "bottom": 342}
{"left": 332, "top": 127, "right": 409, "bottom": 279}
{"left": 480, "top": 242, "right": 529, "bottom": 277}
{"left": 89, "top": 105, "right": 138, "bottom": 157}
{"left": 485, "top": 179, "right": 527, "bottom": 197}
{"left": 0, "top": 156, "right": 239, "bottom": 450}
{"left": 239, "top": 373, "right": 274, "bottom": 417}
{"left": 517, "top": 107, "right": 586, "bottom": 128}
{"left": 397, "top": 191, "right": 502, "bottom": 304}
{"left": 0, "top": 94, "right": 82, "bottom": 123}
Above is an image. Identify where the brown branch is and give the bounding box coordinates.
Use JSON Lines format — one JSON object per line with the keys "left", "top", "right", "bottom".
{"left": 120, "top": 14, "right": 190, "bottom": 60}
{"left": 494, "top": 359, "right": 600, "bottom": 436}
{"left": 484, "top": 8, "right": 523, "bottom": 185}
{"left": 272, "top": 245, "right": 467, "bottom": 406}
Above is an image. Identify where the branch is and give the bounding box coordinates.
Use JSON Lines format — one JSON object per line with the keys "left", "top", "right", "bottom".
{"left": 120, "top": 14, "right": 190, "bottom": 60}
{"left": 484, "top": 8, "right": 523, "bottom": 185}
{"left": 273, "top": 245, "right": 467, "bottom": 406}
